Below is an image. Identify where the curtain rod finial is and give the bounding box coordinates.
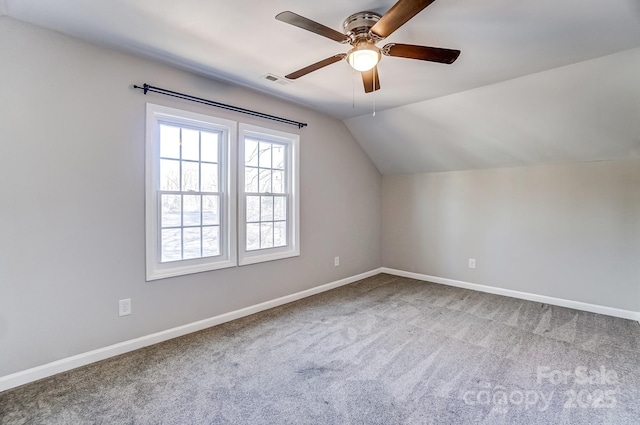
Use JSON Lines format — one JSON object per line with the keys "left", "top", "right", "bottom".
{"left": 133, "top": 84, "right": 149, "bottom": 95}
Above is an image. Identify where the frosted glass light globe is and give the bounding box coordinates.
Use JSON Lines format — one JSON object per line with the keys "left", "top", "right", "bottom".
{"left": 347, "top": 44, "right": 381, "bottom": 72}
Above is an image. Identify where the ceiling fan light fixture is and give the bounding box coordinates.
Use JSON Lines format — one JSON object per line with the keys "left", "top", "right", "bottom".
{"left": 276, "top": 1, "right": 461, "bottom": 91}
{"left": 347, "top": 43, "right": 381, "bottom": 72}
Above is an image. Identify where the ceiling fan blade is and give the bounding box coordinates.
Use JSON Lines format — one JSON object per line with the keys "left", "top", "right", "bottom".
{"left": 276, "top": 11, "right": 350, "bottom": 43}
{"left": 383, "top": 43, "right": 460, "bottom": 64}
{"left": 370, "top": 0, "right": 436, "bottom": 39}
{"left": 362, "top": 66, "right": 381, "bottom": 93}
{"left": 285, "top": 54, "right": 346, "bottom": 80}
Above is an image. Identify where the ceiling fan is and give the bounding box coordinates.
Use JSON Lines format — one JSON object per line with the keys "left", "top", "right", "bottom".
{"left": 275, "top": 0, "right": 460, "bottom": 93}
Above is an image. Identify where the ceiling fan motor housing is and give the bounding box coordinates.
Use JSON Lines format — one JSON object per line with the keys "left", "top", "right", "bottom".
{"left": 343, "top": 12, "right": 383, "bottom": 43}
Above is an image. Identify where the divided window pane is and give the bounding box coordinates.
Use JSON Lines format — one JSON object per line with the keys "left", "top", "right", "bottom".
{"left": 181, "top": 128, "right": 200, "bottom": 161}
{"left": 159, "top": 125, "right": 180, "bottom": 159}
{"left": 201, "top": 163, "right": 218, "bottom": 192}
{"left": 203, "top": 226, "right": 220, "bottom": 256}
{"left": 245, "top": 139, "right": 259, "bottom": 167}
{"left": 160, "top": 159, "right": 180, "bottom": 191}
{"left": 200, "top": 132, "right": 219, "bottom": 163}
{"left": 203, "top": 196, "right": 219, "bottom": 225}
{"left": 161, "top": 194, "right": 181, "bottom": 227}
{"left": 243, "top": 137, "right": 291, "bottom": 252}
{"left": 158, "top": 124, "right": 223, "bottom": 263}
{"left": 272, "top": 145, "right": 285, "bottom": 170}
{"left": 159, "top": 193, "right": 222, "bottom": 261}
{"left": 259, "top": 142, "right": 272, "bottom": 168}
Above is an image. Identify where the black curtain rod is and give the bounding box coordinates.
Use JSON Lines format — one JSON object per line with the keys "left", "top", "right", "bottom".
{"left": 133, "top": 83, "right": 307, "bottom": 129}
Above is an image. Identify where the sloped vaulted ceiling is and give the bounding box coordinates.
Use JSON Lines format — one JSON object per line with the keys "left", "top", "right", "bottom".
{"left": 345, "top": 48, "right": 640, "bottom": 174}
{"left": 3, "top": 0, "right": 640, "bottom": 173}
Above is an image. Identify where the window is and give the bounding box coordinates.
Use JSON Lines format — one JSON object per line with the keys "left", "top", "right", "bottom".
{"left": 146, "top": 105, "right": 300, "bottom": 279}
{"left": 146, "top": 104, "right": 236, "bottom": 280}
{"left": 238, "top": 124, "right": 300, "bottom": 265}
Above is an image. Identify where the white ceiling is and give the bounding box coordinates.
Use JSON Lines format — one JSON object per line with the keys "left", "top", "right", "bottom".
{"left": 4, "top": 0, "right": 640, "bottom": 173}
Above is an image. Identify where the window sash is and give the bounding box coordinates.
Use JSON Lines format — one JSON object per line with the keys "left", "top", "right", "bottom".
{"left": 146, "top": 103, "right": 237, "bottom": 281}
{"left": 158, "top": 191, "right": 224, "bottom": 262}
{"left": 244, "top": 193, "right": 289, "bottom": 250}
{"left": 238, "top": 123, "right": 300, "bottom": 265}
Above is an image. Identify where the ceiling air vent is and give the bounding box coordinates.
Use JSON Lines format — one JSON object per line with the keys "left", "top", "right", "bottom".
{"left": 262, "top": 74, "right": 291, "bottom": 85}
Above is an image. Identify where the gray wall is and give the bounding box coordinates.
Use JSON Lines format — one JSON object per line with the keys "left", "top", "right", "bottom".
{"left": 382, "top": 160, "right": 640, "bottom": 312}
{"left": 0, "top": 18, "right": 382, "bottom": 376}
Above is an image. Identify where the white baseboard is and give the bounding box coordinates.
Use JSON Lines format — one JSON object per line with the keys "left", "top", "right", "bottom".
{"left": 3, "top": 267, "right": 637, "bottom": 393}
{"left": 381, "top": 268, "right": 640, "bottom": 321}
{"left": 0, "top": 268, "right": 382, "bottom": 393}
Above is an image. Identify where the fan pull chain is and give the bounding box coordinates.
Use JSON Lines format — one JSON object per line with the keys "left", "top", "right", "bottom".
{"left": 373, "top": 92, "right": 376, "bottom": 117}
{"left": 372, "top": 67, "right": 377, "bottom": 117}
{"left": 352, "top": 68, "right": 356, "bottom": 109}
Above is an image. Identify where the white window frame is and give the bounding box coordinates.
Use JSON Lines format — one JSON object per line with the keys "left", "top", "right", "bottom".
{"left": 238, "top": 123, "right": 300, "bottom": 266}
{"left": 145, "top": 103, "right": 237, "bottom": 280}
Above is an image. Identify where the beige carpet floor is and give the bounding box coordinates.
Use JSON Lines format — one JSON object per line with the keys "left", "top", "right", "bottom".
{"left": 1, "top": 273, "right": 639, "bottom": 424}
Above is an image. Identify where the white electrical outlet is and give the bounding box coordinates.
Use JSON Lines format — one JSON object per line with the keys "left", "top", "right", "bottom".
{"left": 334, "top": 256, "right": 340, "bottom": 267}
{"left": 468, "top": 259, "right": 476, "bottom": 269}
{"left": 119, "top": 298, "right": 131, "bottom": 317}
